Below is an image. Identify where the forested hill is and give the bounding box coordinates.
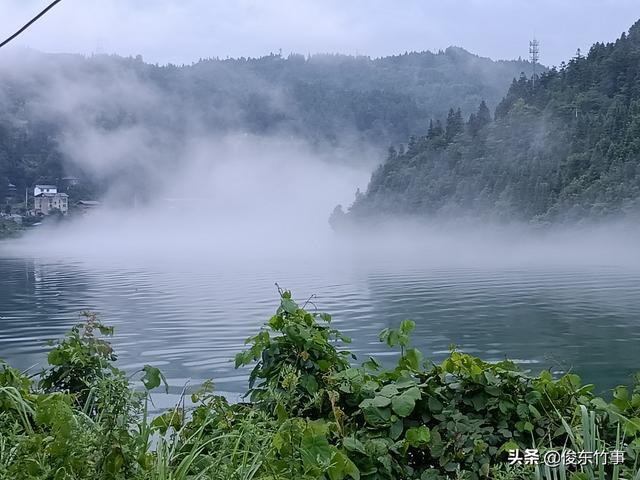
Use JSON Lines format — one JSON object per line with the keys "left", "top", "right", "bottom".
{"left": 0, "top": 48, "right": 532, "bottom": 197}
{"left": 341, "top": 21, "right": 640, "bottom": 225}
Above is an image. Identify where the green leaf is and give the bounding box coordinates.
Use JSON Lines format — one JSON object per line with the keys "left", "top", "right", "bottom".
{"left": 498, "top": 440, "right": 519, "bottom": 454}
{"left": 328, "top": 451, "right": 360, "bottom": 480}
{"left": 366, "top": 438, "right": 389, "bottom": 457}
{"left": 141, "top": 365, "right": 167, "bottom": 392}
{"left": 401, "top": 348, "right": 423, "bottom": 370}
{"left": 389, "top": 418, "right": 404, "bottom": 440}
{"left": 301, "top": 433, "right": 332, "bottom": 467}
{"left": 625, "top": 417, "right": 640, "bottom": 435}
{"left": 281, "top": 297, "right": 298, "bottom": 314}
{"left": 499, "top": 400, "right": 514, "bottom": 414}
{"left": 275, "top": 402, "right": 289, "bottom": 422}
{"left": 525, "top": 390, "right": 542, "bottom": 404}
{"left": 343, "top": 437, "right": 366, "bottom": 455}
{"left": 273, "top": 432, "right": 285, "bottom": 452}
{"left": 382, "top": 329, "right": 399, "bottom": 347}
{"left": 391, "top": 387, "right": 421, "bottom": 417}
{"left": 362, "top": 357, "right": 381, "bottom": 370}
{"left": 444, "top": 462, "right": 459, "bottom": 472}
{"left": 421, "top": 469, "right": 441, "bottom": 480}
{"left": 362, "top": 404, "right": 392, "bottom": 426}
{"left": 377, "top": 453, "right": 393, "bottom": 473}
{"left": 528, "top": 404, "right": 542, "bottom": 419}
{"left": 318, "top": 359, "right": 331, "bottom": 371}
{"left": 471, "top": 394, "right": 488, "bottom": 411}
{"left": 428, "top": 396, "right": 443, "bottom": 413}
{"left": 362, "top": 380, "right": 380, "bottom": 393}
{"left": 372, "top": 395, "right": 392, "bottom": 408}
{"left": 403, "top": 386, "right": 421, "bottom": 401}
{"left": 405, "top": 426, "right": 431, "bottom": 447}
{"left": 301, "top": 374, "right": 318, "bottom": 395}
{"left": 150, "top": 411, "right": 182, "bottom": 433}
{"left": 590, "top": 397, "right": 609, "bottom": 411}
{"left": 516, "top": 403, "right": 529, "bottom": 418}
{"left": 378, "top": 384, "right": 400, "bottom": 397}
{"left": 47, "top": 349, "right": 64, "bottom": 366}
{"left": 485, "top": 385, "right": 501, "bottom": 396}
{"left": 484, "top": 371, "right": 499, "bottom": 385}
{"left": 394, "top": 377, "right": 417, "bottom": 389}
{"left": 235, "top": 351, "right": 252, "bottom": 368}
{"left": 400, "top": 319, "right": 416, "bottom": 335}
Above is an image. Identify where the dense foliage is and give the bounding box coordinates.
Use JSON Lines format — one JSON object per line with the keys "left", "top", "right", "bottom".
{"left": 343, "top": 20, "right": 640, "bottom": 224}
{"left": 2, "top": 292, "right": 640, "bottom": 479}
{"left": 0, "top": 216, "right": 22, "bottom": 239}
{"left": 0, "top": 47, "right": 532, "bottom": 200}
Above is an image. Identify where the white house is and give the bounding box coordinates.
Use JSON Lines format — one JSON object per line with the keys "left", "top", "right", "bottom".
{"left": 33, "top": 185, "right": 68, "bottom": 215}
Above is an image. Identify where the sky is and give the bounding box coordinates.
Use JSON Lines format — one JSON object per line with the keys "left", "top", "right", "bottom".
{"left": 1, "top": 0, "right": 638, "bottom": 67}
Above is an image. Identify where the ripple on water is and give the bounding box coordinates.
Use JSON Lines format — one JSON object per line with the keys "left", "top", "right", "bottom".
{"left": 1, "top": 258, "right": 639, "bottom": 393}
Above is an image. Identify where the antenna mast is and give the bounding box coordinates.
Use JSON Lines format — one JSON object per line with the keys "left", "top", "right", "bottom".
{"left": 529, "top": 38, "right": 540, "bottom": 88}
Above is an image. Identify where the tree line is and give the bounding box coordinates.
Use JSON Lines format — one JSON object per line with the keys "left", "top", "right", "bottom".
{"left": 342, "top": 20, "right": 640, "bottom": 225}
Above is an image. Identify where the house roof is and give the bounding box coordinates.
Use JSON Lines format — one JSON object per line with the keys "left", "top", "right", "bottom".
{"left": 36, "top": 192, "right": 68, "bottom": 198}
{"left": 35, "top": 184, "right": 57, "bottom": 189}
{"left": 77, "top": 200, "right": 100, "bottom": 206}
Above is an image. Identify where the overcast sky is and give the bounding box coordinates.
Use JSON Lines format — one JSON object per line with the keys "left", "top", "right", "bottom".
{"left": 1, "top": 0, "right": 638, "bottom": 66}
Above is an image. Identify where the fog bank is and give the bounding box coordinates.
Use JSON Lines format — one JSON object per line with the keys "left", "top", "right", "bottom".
{"left": 5, "top": 204, "right": 640, "bottom": 270}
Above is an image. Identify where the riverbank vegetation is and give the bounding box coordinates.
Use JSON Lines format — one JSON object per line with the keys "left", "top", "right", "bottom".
{"left": 0, "top": 216, "right": 22, "bottom": 239}
{"left": 1, "top": 293, "right": 639, "bottom": 479}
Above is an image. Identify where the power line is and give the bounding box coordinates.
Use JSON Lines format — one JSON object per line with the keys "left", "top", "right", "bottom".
{"left": 0, "top": 0, "right": 64, "bottom": 50}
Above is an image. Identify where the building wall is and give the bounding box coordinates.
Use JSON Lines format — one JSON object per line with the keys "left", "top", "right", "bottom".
{"left": 54, "top": 196, "right": 68, "bottom": 214}
{"left": 34, "top": 194, "right": 68, "bottom": 215}
{"left": 34, "top": 196, "right": 45, "bottom": 214}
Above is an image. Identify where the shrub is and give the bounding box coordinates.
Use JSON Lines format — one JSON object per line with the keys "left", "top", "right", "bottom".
{"left": 1, "top": 291, "right": 639, "bottom": 480}
{"left": 235, "top": 287, "right": 353, "bottom": 418}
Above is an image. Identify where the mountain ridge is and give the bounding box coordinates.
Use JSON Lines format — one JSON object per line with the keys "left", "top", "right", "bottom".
{"left": 0, "top": 46, "right": 535, "bottom": 199}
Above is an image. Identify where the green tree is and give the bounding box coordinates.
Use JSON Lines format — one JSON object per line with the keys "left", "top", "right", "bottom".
{"left": 445, "top": 107, "right": 464, "bottom": 142}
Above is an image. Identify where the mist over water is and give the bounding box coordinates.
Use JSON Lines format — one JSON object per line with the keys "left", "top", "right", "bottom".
{"left": 6, "top": 203, "right": 640, "bottom": 269}
{"left": 3, "top": 133, "right": 372, "bottom": 260}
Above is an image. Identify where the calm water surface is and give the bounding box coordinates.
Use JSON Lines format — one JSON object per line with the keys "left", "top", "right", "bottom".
{"left": 1, "top": 255, "right": 639, "bottom": 397}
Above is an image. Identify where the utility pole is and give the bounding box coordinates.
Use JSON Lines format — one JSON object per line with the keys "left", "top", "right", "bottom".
{"left": 529, "top": 38, "right": 540, "bottom": 88}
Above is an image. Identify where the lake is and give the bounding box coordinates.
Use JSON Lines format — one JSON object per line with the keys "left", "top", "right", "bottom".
{"left": 2, "top": 251, "right": 640, "bottom": 398}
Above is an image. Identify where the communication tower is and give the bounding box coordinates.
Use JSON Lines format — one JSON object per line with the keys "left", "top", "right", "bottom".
{"left": 529, "top": 38, "right": 540, "bottom": 87}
